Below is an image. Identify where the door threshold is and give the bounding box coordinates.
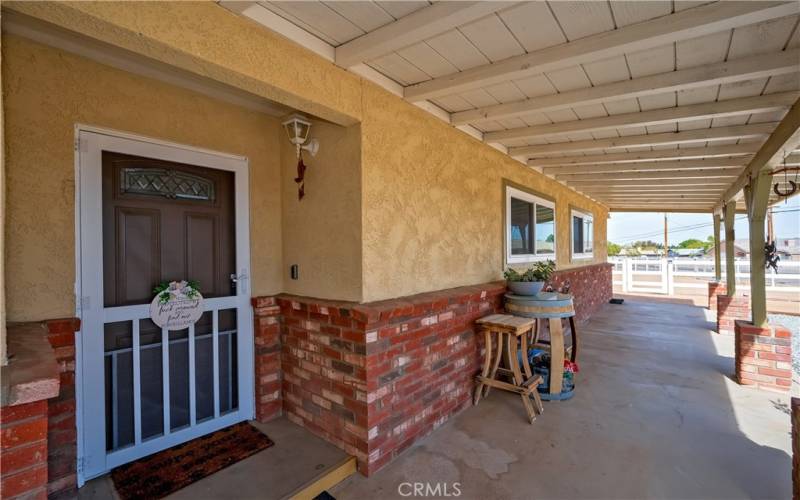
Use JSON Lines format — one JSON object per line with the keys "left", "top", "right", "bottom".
{"left": 285, "top": 455, "right": 357, "bottom": 500}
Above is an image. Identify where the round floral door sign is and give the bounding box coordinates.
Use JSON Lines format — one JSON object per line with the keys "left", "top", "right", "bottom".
{"left": 150, "top": 280, "right": 204, "bottom": 330}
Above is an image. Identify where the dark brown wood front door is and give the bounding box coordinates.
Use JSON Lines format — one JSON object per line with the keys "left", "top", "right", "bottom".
{"left": 102, "top": 151, "right": 236, "bottom": 307}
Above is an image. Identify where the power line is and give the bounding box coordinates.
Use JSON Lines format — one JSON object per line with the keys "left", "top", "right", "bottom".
{"left": 610, "top": 208, "right": 800, "bottom": 244}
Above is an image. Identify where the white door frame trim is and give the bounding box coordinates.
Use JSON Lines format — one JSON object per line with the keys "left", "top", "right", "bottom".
{"left": 73, "top": 124, "right": 253, "bottom": 485}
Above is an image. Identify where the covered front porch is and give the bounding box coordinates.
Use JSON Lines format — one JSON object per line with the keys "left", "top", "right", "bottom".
{"left": 77, "top": 295, "right": 792, "bottom": 499}
{"left": 331, "top": 296, "right": 791, "bottom": 499}
{"left": 0, "top": 1, "right": 798, "bottom": 499}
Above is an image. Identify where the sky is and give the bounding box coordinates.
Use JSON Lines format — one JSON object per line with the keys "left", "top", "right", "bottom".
{"left": 607, "top": 195, "right": 800, "bottom": 246}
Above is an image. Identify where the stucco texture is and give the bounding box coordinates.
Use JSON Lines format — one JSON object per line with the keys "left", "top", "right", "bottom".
{"left": 2, "top": 34, "right": 283, "bottom": 321}
{"left": 2, "top": 2, "right": 609, "bottom": 315}
{"left": 280, "top": 119, "right": 362, "bottom": 302}
{"left": 3, "top": 1, "right": 363, "bottom": 127}
{"left": 359, "top": 84, "right": 607, "bottom": 301}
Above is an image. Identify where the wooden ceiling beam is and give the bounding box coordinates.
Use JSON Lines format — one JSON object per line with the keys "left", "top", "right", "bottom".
{"left": 530, "top": 143, "right": 758, "bottom": 167}
{"left": 486, "top": 92, "right": 798, "bottom": 142}
{"left": 335, "top": 2, "right": 516, "bottom": 68}
{"left": 568, "top": 178, "right": 732, "bottom": 187}
{"left": 543, "top": 159, "right": 748, "bottom": 176}
{"left": 610, "top": 207, "right": 721, "bottom": 213}
{"left": 453, "top": 50, "right": 799, "bottom": 126}
{"left": 610, "top": 201, "right": 716, "bottom": 206}
{"left": 581, "top": 187, "right": 725, "bottom": 193}
{"left": 598, "top": 194, "right": 720, "bottom": 199}
{"left": 508, "top": 123, "right": 777, "bottom": 157}
{"left": 404, "top": 1, "right": 798, "bottom": 101}
{"left": 557, "top": 169, "right": 742, "bottom": 182}
{"left": 715, "top": 98, "right": 800, "bottom": 212}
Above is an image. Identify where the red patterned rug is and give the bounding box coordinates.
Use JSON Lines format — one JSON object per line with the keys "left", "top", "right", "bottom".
{"left": 111, "top": 422, "right": 274, "bottom": 499}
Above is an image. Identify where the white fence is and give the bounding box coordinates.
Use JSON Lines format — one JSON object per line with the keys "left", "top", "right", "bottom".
{"left": 609, "top": 257, "right": 800, "bottom": 296}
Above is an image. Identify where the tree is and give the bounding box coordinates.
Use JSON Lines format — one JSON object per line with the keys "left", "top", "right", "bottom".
{"left": 630, "top": 240, "right": 663, "bottom": 250}
{"left": 678, "top": 238, "right": 706, "bottom": 249}
{"left": 608, "top": 242, "right": 622, "bottom": 256}
{"left": 546, "top": 234, "right": 555, "bottom": 242}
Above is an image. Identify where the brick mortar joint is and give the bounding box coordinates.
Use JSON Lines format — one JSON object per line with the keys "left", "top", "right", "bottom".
{"left": 1, "top": 460, "right": 50, "bottom": 478}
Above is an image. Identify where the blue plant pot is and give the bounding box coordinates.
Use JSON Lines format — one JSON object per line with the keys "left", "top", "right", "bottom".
{"left": 507, "top": 280, "right": 544, "bottom": 296}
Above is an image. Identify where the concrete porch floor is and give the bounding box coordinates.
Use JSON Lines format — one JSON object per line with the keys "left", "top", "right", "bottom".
{"left": 333, "top": 298, "right": 793, "bottom": 500}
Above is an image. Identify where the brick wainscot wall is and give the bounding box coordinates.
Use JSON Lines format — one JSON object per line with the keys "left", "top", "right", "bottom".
{"left": 1, "top": 318, "right": 79, "bottom": 500}
{"left": 252, "top": 263, "right": 612, "bottom": 475}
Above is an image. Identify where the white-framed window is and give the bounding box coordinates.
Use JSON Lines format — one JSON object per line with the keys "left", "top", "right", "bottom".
{"left": 571, "top": 209, "right": 594, "bottom": 260}
{"left": 506, "top": 186, "right": 556, "bottom": 264}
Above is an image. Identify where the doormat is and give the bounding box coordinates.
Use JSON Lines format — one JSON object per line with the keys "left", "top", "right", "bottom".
{"left": 111, "top": 422, "right": 274, "bottom": 499}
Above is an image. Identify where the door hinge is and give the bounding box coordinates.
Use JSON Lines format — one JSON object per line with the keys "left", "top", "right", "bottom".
{"left": 74, "top": 137, "right": 88, "bottom": 153}
{"left": 77, "top": 296, "right": 91, "bottom": 312}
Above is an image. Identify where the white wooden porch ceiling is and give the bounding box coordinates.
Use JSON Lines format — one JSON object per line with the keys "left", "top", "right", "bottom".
{"left": 224, "top": 1, "right": 800, "bottom": 212}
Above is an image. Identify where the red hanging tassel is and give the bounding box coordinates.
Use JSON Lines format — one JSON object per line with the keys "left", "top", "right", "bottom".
{"left": 294, "top": 152, "right": 307, "bottom": 200}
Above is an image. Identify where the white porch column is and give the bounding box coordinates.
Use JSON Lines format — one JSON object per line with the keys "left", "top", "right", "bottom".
{"left": 744, "top": 170, "right": 773, "bottom": 328}
{"left": 713, "top": 213, "right": 722, "bottom": 282}
{"left": 723, "top": 202, "right": 737, "bottom": 296}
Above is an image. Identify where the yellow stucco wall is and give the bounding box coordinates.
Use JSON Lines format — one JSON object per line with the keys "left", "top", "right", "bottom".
{"left": 359, "top": 84, "right": 607, "bottom": 301}
{"left": 2, "top": 34, "right": 284, "bottom": 321}
{"left": 2, "top": 2, "right": 609, "bottom": 317}
{"left": 280, "top": 119, "right": 362, "bottom": 302}
{"left": 3, "top": 2, "right": 363, "bottom": 127}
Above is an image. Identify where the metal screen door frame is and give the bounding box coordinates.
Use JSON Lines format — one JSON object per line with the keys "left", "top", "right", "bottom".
{"left": 74, "top": 125, "right": 254, "bottom": 483}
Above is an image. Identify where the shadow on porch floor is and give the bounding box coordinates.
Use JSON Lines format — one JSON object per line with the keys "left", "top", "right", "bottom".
{"left": 78, "top": 417, "right": 350, "bottom": 500}
{"left": 332, "top": 298, "right": 792, "bottom": 499}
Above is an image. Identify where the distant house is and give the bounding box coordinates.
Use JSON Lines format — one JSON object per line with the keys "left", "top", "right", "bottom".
{"left": 776, "top": 237, "right": 800, "bottom": 262}
{"left": 706, "top": 239, "right": 799, "bottom": 261}
{"left": 706, "top": 242, "right": 748, "bottom": 259}
{"left": 671, "top": 248, "right": 705, "bottom": 258}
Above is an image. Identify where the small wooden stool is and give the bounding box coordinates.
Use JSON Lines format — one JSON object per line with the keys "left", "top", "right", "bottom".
{"left": 474, "top": 314, "right": 544, "bottom": 424}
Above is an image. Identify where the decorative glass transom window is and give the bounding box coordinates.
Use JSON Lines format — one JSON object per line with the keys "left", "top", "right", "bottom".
{"left": 120, "top": 168, "right": 215, "bottom": 201}
{"left": 506, "top": 186, "right": 555, "bottom": 264}
{"left": 571, "top": 209, "right": 594, "bottom": 260}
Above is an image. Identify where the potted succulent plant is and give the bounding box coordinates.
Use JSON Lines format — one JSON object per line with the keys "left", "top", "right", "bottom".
{"left": 504, "top": 260, "right": 556, "bottom": 296}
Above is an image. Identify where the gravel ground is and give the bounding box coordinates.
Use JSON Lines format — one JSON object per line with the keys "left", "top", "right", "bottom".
{"left": 768, "top": 313, "right": 800, "bottom": 376}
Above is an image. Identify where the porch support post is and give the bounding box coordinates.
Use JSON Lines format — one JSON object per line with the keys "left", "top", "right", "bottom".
{"left": 723, "top": 202, "right": 737, "bottom": 296}
{"left": 713, "top": 213, "right": 722, "bottom": 282}
{"left": 744, "top": 170, "right": 773, "bottom": 327}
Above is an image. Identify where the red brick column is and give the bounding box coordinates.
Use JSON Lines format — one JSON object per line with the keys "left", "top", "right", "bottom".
{"left": 716, "top": 294, "right": 750, "bottom": 335}
{"left": 0, "top": 401, "right": 49, "bottom": 499}
{"left": 734, "top": 320, "right": 792, "bottom": 392}
{"left": 707, "top": 281, "right": 726, "bottom": 310}
{"left": 44, "top": 319, "right": 80, "bottom": 499}
{"left": 277, "top": 297, "right": 369, "bottom": 468}
{"left": 252, "top": 297, "right": 283, "bottom": 422}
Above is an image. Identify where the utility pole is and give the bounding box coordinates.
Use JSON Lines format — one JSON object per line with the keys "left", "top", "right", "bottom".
{"left": 664, "top": 213, "right": 669, "bottom": 257}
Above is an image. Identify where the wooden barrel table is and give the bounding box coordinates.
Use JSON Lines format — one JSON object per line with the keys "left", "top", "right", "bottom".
{"left": 504, "top": 292, "right": 577, "bottom": 397}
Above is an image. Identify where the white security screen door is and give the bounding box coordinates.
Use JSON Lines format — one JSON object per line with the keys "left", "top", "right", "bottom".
{"left": 76, "top": 128, "right": 254, "bottom": 482}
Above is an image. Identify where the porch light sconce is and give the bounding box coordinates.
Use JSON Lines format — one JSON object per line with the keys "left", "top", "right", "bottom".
{"left": 282, "top": 114, "right": 319, "bottom": 158}
{"left": 283, "top": 113, "right": 318, "bottom": 200}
